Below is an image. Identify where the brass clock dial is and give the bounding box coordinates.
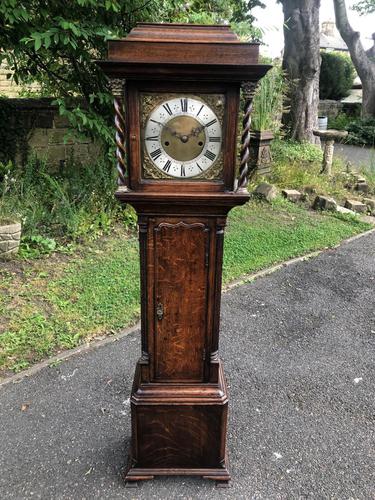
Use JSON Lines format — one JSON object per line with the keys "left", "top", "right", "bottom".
{"left": 144, "top": 96, "right": 222, "bottom": 179}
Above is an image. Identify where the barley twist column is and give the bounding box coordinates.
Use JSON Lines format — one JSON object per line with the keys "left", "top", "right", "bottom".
{"left": 110, "top": 78, "right": 129, "bottom": 188}
{"left": 237, "top": 81, "right": 258, "bottom": 193}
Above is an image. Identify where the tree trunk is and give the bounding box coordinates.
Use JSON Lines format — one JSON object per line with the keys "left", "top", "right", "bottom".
{"left": 279, "top": 0, "right": 321, "bottom": 143}
{"left": 333, "top": 0, "right": 375, "bottom": 118}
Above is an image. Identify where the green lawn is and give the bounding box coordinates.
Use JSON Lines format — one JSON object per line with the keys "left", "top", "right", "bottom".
{"left": 0, "top": 198, "right": 371, "bottom": 376}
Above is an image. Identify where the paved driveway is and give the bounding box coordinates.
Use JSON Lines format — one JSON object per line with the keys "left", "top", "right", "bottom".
{"left": 1, "top": 231, "right": 375, "bottom": 499}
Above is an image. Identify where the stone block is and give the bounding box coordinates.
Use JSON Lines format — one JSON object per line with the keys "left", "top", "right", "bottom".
{"left": 354, "top": 182, "right": 369, "bottom": 194}
{"left": 363, "top": 198, "right": 375, "bottom": 215}
{"left": 336, "top": 206, "right": 356, "bottom": 216}
{"left": 48, "top": 129, "right": 75, "bottom": 145}
{"left": 53, "top": 115, "right": 70, "bottom": 128}
{"left": 44, "top": 145, "right": 71, "bottom": 165}
{"left": 344, "top": 199, "right": 367, "bottom": 213}
{"left": 254, "top": 183, "right": 278, "bottom": 202}
{"left": 29, "top": 128, "right": 49, "bottom": 148}
{"left": 363, "top": 198, "right": 375, "bottom": 209}
{"left": 312, "top": 195, "right": 337, "bottom": 212}
{"left": 282, "top": 189, "right": 302, "bottom": 202}
{"left": 34, "top": 112, "right": 54, "bottom": 129}
{"left": 0, "top": 222, "right": 21, "bottom": 259}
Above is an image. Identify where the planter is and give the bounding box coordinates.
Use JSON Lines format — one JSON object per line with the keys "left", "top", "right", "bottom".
{"left": 0, "top": 221, "right": 21, "bottom": 259}
{"left": 318, "top": 116, "right": 328, "bottom": 131}
{"left": 249, "top": 130, "right": 274, "bottom": 176}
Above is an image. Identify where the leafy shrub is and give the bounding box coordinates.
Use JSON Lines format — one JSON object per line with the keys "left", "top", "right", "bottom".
{"left": 328, "top": 112, "right": 354, "bottom": 131}
{"left": 320, "top": 51, "right": 355, "bottom": 100}
{"left": 0, "top": 155, "right": 121, "bottom": 251}
{"left": 346, "top": 118, "right": 375, "bottom": 146}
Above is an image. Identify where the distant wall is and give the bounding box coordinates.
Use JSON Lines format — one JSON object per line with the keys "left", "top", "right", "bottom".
{"left": 0, "top": 62, "right": 39, "bottom": 98}
{"left": 319, "top": 99, "right": 343, "bottom": 119}
{"left": 1, "top": 98, "right": 101, "bottom": 166}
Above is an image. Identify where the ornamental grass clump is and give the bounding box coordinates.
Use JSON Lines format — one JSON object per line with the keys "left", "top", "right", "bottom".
{"left": 251, "top": 65, "right": 287, "bottom": 132}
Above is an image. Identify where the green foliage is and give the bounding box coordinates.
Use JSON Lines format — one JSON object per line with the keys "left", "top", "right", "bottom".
{"left": 328, "top": 112, "right": 355, "bottom": 131}
{"left": 0, "top": 198, "right": 370, "bottom": 374}
{"left": 352, "top": 0, "right": 375, "bottom": 14}
{"left": 0, "top": 234, "right": 141, "bottom": 372}
{"left": 267, "top": 139, "right": 375, "bottom": 203}
{"left": 320, "top": 51, "right": 355, "bottom": 100}
{"left": 0, "top": 155, "right": 119, "bottom": 250}
{"left": 0, "top": 0, "right": 263, "bottom": 151}
{"left": 251, "top": 64, "right": 287, "bottom": 132}
{"left": 165, "top": 0, "right": 265, "bottom": 40}
{"left": 326, "top": 113, "right": 375, "bottom": 147}
{"left": 223, "top": 198, "right": 370, "bottom": 282}
{"left": 346, "top": 118, "right": 375, "bottom": 146}
{"left": 270, "top": 138, "right": 323, "bottom": 164}
{"left": 19, "top": 235, "right": 57, "bottom": 259}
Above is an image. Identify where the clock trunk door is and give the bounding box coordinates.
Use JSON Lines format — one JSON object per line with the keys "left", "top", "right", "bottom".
{"left": 153, "top": 220, "right": 210, "bottom": 382}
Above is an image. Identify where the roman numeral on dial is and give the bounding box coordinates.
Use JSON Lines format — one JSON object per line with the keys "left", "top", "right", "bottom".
{"left": 205, "top": 118, "right": 217, "bottom": 128}
{"left": 209, "top": 136, "right": 221, "bottom": 142}
{"left": 180, "top": 98, "right": 188, "bottom": 113}
{"left": 196, "top": 104, "right": 204, "bottom": 116}
{"left": 180, "top": 164, "right": 186, "bottom": 176}
{"left": 150, "top": 148, "right": 162, "bottom": 160}
{"left": 146, "top": 136, "right": 159, "bottom": 141}
{"left": 163, "top": 103, "right": 173, "bottom": 115}
{"left": 204, "top": 150, "right": 216, "bottom": 161}
{"left": 163, "top": 160, "right": 171, "bottom": 172}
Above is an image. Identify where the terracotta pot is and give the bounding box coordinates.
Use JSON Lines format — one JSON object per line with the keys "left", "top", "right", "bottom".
{"left": 249, "top": 130, "right": 274, "bottom": 176}
{"left": 0, "top": 221, "right": 21, "bottom": 259}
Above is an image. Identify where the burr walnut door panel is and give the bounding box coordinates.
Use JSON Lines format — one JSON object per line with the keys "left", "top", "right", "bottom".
{"left": 153, "top": 220, "right": 210, "bottom": 382}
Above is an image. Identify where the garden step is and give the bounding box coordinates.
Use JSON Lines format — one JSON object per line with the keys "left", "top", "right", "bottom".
{"left": 254, "top": 183, "right": 278, "bottom": 202}
{"left": 354, "top": 182, "right": 369, "bottom": 194}
{"left": 282, "top": 189, "right": 303, "bottom": 202}
{"left": 337, "top": 206, "right": 357, "bottom": 216}
{"left": 345, "top": 199, "right": 367, "bottom": 213}
{"left": 312, "top": 195, "right": 337, "bottom": 211}
{"left": 363, "top": 198, "right": 375, "bottom": 215}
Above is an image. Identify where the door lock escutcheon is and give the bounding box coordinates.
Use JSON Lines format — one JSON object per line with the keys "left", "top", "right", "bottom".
{"left": 156, "top": 302, "right": 164, "bottom": 321}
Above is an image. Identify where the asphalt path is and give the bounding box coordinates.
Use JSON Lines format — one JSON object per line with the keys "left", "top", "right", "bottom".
{"left": 1, "top": 231, "right": 375, "bottom": 499}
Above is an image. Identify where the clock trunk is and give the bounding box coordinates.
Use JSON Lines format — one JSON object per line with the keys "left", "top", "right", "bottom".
{"left": 98, "top": 22, "right": 271, "bottom": 487}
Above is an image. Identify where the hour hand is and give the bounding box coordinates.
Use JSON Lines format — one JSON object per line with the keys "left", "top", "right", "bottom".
{"left": 151, "top": 119, "right": 176, "bottom": 135}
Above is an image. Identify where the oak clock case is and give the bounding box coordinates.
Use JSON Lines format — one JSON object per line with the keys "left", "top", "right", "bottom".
{"left": 123, "top": 80, "right": 240, "bottom": 193}
{"left": 98, "top": 21, "right": 271, "bottom": 488}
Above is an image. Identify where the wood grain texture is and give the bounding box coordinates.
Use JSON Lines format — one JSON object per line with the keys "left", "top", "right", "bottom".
{"left": 137, "top": 406, "right": 222, "bottom": 468}
{"left": 98, "top": 22, "right": 271, "bottom": 485}
{"left": 154, "top": 221, "right": 209, "bottom": 382}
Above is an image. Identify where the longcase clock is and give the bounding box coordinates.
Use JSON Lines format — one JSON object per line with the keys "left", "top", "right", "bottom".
{"left": 98, "top": 23, "right": 270, "bottom": 487}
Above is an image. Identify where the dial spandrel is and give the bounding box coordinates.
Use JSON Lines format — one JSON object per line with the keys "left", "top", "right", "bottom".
{"left": 143, "top": 96, "right": 223, "bottom": 179}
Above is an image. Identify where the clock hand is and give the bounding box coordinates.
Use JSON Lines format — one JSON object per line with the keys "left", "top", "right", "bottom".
{"left": 188, "top": 124, "right": 207, "bottom": 137}
{"left": 151, "top": 119, "right": 177, "bottom": 136}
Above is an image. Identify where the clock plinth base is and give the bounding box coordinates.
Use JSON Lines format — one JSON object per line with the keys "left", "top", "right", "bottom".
{"left": 124, "top": 360, "right": 230, "bottom": 485}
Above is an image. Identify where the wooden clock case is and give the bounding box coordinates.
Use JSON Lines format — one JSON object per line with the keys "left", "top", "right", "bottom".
{"left": 98, "top": 23, "right": 270, "bottom": 487}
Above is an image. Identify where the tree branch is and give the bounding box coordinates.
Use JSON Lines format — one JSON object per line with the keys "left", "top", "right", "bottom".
{"left": 333, "top": 0, "right": 369, "bottom": 79}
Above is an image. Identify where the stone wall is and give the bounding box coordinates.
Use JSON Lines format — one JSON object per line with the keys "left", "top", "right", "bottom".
{"left": 319, "top": 99, "right": 343, "bottom": 119}
{"left": 0, "top": 62, "right": 39, "bottom": 98}
{"left": 2, "top": 98, "right": 101, "bottom": 166}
